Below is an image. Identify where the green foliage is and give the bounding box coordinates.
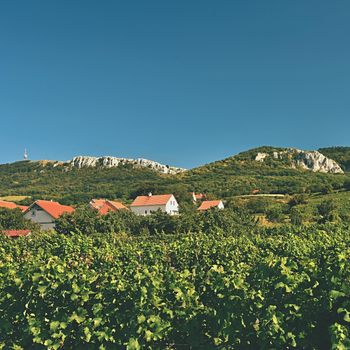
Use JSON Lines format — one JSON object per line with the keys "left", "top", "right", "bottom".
{"left": 244, "top": 197, "right": 271, "bottom": 214}
{"left": 288, "top": 193, "right": 308, "bottom": 208}
{"left": 266, "top": 206, "right": 284, "bottom": 223}
{"left": 289, "top": 207, "right": 303, "bottom": 226}
{"left": 343, "top": 178, "right": 350, "bottom": 191}
{"left": 317, "top": 200, "right": 339, "bottom": 223}
{"left": 0, "top": 147, "right": 348, "bottom": 206}
{"left": 0, "top": 225, "right": 349, "bottom": 349}
{"left": 55, "top": 207, "right": 256, "bottom": 236}
{"left": 0, "top": 208, "right": 39, "bottom": 230}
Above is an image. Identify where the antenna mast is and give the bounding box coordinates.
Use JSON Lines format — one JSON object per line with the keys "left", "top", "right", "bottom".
{"left": 24, "top": 148, "right": 28, "bottom": 160}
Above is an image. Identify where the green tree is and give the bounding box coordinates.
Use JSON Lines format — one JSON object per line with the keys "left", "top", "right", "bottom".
{"left": 290, "top": 207, "right": 303, "bottom": 226}
{"left": 0, "top": 208, "right": 39, "bottom": 230}
{"left": 288, "top": 194, "right": 308, "bottom": 208}
{"left": 317, "top": 200, "right": 339, "bottom": 223}
{"left": 266, "top": 206, "right": 284, "bottom": 223}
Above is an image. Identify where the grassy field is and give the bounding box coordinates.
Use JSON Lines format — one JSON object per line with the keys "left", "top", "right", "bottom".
{"left": 0, "top": 196, "right": 30, "bottom": 202}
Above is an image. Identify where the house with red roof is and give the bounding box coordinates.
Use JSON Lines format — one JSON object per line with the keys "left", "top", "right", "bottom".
{"left": 0, "top": 200, "right": 28, "bottom": 212}
{"left": 192, "top": 192, "right": 206, "bottom": 203}
{"left": 2, "top": 230, "right": 31, "bottom": 238}
{"left": 23, "top": 200, "right": 74, "bottom": 230}
{"left": 90, "top": 199, "right": 128, "bottom": 215}
{"left": 198, "top": 200, "right": 224, "bottom": 211}
{"left": 130, "top": 193, "right": 179, "bottom": 216}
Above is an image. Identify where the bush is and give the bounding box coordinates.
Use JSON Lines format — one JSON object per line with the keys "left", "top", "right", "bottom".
{"left": 266, "top": 206, "right": 284, "bottom": 223}
{"left": 288, "top": 194, "right": 308, "bottom": 208}
{"left": 290, "top": 207, "right": 303, "bottom": 226}
{"left": 317, "top": 200, "right": 339, "bottom": 223}
{"left": 0, "top": 208, "right": 39, "bottom": 230}
{"left": 0, "top": 226, "right": 349, "bottom": 349}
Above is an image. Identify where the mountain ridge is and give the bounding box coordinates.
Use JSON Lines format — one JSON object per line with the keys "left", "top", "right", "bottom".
{"left": 2, "top": 146, "right": 346, "bottom": 175}
{"left": 0, "top": 146, "right": 348, "bottom": 205}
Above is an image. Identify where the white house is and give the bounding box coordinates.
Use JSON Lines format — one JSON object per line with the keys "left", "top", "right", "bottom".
{"left": 23, "top": 200, "right": 75, "bottom": 230}
{"left": 197, "top": 200, "right": 224, "bottom": 211}
{"left": 130, "top": 193, "right": 179, "bottom": 216}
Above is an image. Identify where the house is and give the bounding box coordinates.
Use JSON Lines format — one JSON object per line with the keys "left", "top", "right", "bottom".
{"left": 192, "top": 192, "right": 206, "bottom": 203}
{"left": 90, "top": 199, "right": 128, "bottom": 215}
{"left": 23, "top": 200, "right": 74, "bottom": 230}
{"left": 2, "top": 230, "right": 31, "bottom": 238}
{"left": 0, "top": 200, "right": 28, "bottom": 212}
{"left": 198, "top": 200, "right": 224, "bottom": 211}
{"left": 130, "top": 193, "right": 179, "bottom": 216}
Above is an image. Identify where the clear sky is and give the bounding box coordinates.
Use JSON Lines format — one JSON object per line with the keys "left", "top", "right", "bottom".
{"left": 0, "top": 1, "right": 349, "bottom": 168}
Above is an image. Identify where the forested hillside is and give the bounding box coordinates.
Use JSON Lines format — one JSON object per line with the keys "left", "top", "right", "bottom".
{"left": 0, "top": 147, "right": 349, "bottom": 205}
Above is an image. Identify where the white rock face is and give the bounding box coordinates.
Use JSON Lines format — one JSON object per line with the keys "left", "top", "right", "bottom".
{"left": 68, "top": 156, "right": 186, "bottom": 175}
{"left": 254, "top": 148, "right": 344, "bottom": 174}
{"left": 255, "top": 153, "right": 269, "bottom": 162}
{"left": 294, "top": 150, "right": 343, "bottom": 174}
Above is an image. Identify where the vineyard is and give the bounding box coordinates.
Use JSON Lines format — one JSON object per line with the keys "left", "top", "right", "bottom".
{"left": 0, "top": 225, "right": 350, "bottom": 349}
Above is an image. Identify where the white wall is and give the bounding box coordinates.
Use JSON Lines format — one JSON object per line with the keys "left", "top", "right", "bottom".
{"left": 24, "top": 206, "right": 55, "bottom": 230}
{"left": 130, "top": 195, "right": 179, "bottom": 216}
{"left": 130, "top": 204, "right": 167, "bottom": 216}
{"left": 165, "top": 195, "right": 179, "bottom": 215}
{"left": 218, "top": 201, "right": 225, "bottom": 209}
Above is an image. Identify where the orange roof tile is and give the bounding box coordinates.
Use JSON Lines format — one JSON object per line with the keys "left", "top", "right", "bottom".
{"left": 131, "top": 194, "right": 174, "bottom": 207}
{"left": 25, "top": 200, "right": 74, "bottom": 219}
{"left": 193, "top": 193, "right": 206, "bottom": 201}
{"left": 2, "top": 230, "right": 31, "bottom": 237}
{"left": 198, "top": 200, "right": 223, "bottom": 211}
{"left": 0, "top": 200, "right": 28, "bottom": 212}
{"left": 90, "top": 199, "right": 128, "bottom": 214}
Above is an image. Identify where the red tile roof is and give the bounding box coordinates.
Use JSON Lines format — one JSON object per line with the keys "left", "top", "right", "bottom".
{"left": 195, "top": 194, "right": 205, "bottom": 200}
{"left": 192, "top": 192, "right": 206, "bottom": 201}
{"left": 25, "top": 200, "right": 75, "bottom": 219}
{"left": 198, "top": 200, "right": 223, "bottom": 211}
{"left": 2, "top": 230, "right": 31, "bottom": 237}
{"left": 0, "top": 200, "right": 28, "bottom": 212}
{"left": 131, "top": 194, "right": 174, "bottom": 207}
{"left": 90, "top": 199, "right": 128, "bottom": 214}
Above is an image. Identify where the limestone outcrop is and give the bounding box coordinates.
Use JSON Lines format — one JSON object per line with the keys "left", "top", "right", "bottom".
{"left": 68, "top": 156, "right": 186, "bottom": 174}
{"left": 254, "top": 148, "right": 343, "bottom": 174}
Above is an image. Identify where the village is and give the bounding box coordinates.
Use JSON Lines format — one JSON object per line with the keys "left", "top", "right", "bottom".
{"left": 0, "top": 192, "right": 224, "bottom": 236}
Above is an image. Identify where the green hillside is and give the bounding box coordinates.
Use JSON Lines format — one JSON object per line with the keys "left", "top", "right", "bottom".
{"left": 0, "top": 161, "right": 173, "bottom": 205}
{"left": 0, "top": 147, "right": 348, "bottom": 205}
{"left": 181, "top": 146, "right": 347, "bottom": 197}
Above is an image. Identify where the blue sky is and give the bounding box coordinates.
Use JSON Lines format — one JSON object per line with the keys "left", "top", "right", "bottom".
{"left": 0, "top": 1, "right": 349, "bottom": 168}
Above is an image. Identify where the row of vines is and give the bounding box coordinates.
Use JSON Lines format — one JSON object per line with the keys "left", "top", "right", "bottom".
{"left": 0, "top": 225, "right": 349, "bottom": 349}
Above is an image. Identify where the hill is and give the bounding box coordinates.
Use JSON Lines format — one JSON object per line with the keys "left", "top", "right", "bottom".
{"left": 0, "top": 147, "right": 348, "bottom": 205}
{"left": 181, "top": 146, "right": 347, "bottom": 198}
{"left": 318, "top": 146, "right": 350, "bottom": 172}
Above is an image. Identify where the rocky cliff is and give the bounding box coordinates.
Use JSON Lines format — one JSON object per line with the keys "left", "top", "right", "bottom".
{"left": 68, "top": 156, "right": 186, "bottom": 175}
{"left": 254, "top": 148, "right": 344, "bottom": 174}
